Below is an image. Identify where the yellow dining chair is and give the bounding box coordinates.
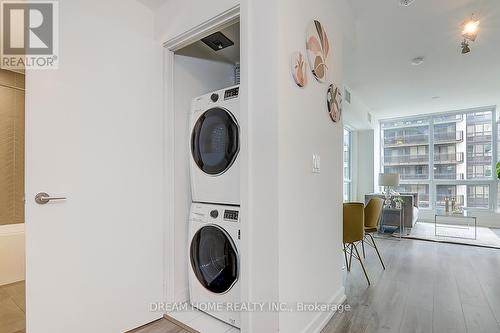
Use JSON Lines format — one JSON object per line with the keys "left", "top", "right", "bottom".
{"left": 343, "top": 202, "right": 370, "bottom": 285}
{"left": 362, "top": 197, "right": 385, "bottom": 270}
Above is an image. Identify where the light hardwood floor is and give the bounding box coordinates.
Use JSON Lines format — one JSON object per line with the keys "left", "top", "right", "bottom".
{"left": 322, "top": 238, "right": 500, "bottom": 333}
{"left": 128, "top": 318, "right": 190, "bottom": 333}
{"left": 0, "top": 281, "right": 25, "bottom": 333}
{"left": 5, "top": 239, "right": 498, "bottom": 333}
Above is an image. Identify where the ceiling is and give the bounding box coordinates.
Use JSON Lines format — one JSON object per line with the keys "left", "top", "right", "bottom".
{"left": 135, "top": 0, "right": 167, "bottom": 9}
{"left": 175, "top": 23, "right": 240, "bottom": 64}
{"left": 345, "top": 0, "right": 500, "bottom": 119}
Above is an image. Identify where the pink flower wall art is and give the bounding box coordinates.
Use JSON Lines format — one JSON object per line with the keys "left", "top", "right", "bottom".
{"left": 327, "top": 84, "right": 342, "bottom": 122}
{"left": 291, "top": 51, "right": 308, "bottom": 87}
{"left": 306, "top": 20, "right": 330, "bottom": 83}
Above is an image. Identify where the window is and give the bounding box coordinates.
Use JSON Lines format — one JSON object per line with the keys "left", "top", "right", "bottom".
{"left": 498, "top": 119, "right": 500, "bottom": 211}
{"left": 381, "top": 108, "right": 497, "bottom": 210}
{"left": 343, "top": 128, "right": 352, "bottom": 201}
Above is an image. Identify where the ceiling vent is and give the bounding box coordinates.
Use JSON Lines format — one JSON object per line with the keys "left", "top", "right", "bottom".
{"left": 399, "top": 0, "right": 415, "bottom": 7}
{"left": 201, "top": 31, "right": 234, "bottom": 51}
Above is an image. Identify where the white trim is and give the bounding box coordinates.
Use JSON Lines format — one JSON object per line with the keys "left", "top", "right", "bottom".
{"left": 300, "top": 287, "right": 347, "bottom": 333}
{"left": 162, "top": 5, "right": 240, "bottom": 51}
{"left": 162, "top": 4, "right": 241, "bottom": 305}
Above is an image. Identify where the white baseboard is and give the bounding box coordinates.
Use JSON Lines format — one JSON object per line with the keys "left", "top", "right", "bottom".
{"left": 300, "top": 287, "right": 347, "bottom": 333}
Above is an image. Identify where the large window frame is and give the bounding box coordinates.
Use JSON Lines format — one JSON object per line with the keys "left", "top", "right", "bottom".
{"left": 343, "top": 128, "right": 353, "bottom": 202}
{"left": 380, "top": 106, "right": 498, "bottom": 211}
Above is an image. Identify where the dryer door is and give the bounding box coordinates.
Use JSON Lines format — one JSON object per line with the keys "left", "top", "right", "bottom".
{"left": 190, "top": 225, "right": 239, "bottom": 294}
{"left": 191, "top": 107, "right": 239, "bottom": 175}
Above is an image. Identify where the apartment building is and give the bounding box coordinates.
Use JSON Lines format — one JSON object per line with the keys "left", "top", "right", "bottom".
{"left": 381, "top": 110, "right": 496, "bottom": 210}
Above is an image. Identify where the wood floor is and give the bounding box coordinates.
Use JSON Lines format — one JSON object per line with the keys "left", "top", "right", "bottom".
{"left": 4, "top": 239, "right": 499, "bottom": 333}
{"left": 128, "top": 318, "right": 190, "bottom": 333}
{"left": 0, "top": 281, "right": 25, "bottom": 333}
{"left": 322, "top": 238, "right": 500, "bottom": 333}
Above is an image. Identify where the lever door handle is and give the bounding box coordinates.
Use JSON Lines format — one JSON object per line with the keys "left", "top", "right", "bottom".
{"left": 35, "top": 192, "right": 67, "bottom": 205}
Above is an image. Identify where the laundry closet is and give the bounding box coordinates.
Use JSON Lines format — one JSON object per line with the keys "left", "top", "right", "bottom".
{"left": 170, "top": 19, "right": 242, "bottom": 330}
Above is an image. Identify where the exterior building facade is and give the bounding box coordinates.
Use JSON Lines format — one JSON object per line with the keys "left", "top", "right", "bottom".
{"left": 381, "top": 109, "right": 496, "bottom": 210}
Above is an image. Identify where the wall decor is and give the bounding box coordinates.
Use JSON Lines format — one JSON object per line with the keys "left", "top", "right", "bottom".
{"left": 327, "top": 84, "right": 342, "bottom": 122}
{"left": 291, "top": 51, "right": 308, "bottom": 87}
{"left": 306, "top": 20, "right": 330, "bottom": 82}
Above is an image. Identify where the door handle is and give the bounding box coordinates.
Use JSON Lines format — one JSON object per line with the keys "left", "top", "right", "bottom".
{"left": 35, "top": 192, "right": 67, "bottom": 205}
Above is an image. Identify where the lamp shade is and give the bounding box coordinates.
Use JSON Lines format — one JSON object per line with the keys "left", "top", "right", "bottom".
{"left": 379, "top": 173, "right": 400, "bottom": 187}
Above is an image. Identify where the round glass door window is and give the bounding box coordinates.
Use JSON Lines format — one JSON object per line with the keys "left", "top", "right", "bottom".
{"left": 191, "top": 108, "right": 239, "bottom": 175}
{"left": 190, "top": 225, "right": 239, "bottom": 294}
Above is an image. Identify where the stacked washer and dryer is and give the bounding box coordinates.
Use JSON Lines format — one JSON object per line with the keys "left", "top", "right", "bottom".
{"left": 188, "top": 85, "right": 241, "bottom": 328}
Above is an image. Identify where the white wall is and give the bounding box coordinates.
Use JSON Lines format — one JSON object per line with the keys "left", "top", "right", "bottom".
{"left": 343, "top": 88, "right": 374, "bottom": 130}
{"left": 172, "top": 55, "right": 236, "bottom": 302}
{"left": 277, "top": 0, "right": 353, "bottom": 332}
{"left": 25, "top": 1, "right": 164, "bottom": 332}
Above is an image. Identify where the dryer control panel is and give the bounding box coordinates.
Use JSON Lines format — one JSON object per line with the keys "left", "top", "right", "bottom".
{"left": 224, "top": 87, "right": 239, "bottom": 100}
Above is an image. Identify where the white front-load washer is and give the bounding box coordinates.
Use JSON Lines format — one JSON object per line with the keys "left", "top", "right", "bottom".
{"left": 188, "top": 202, "right": 240, "bottom": 328}
{"left": 190, "top": 85, "right": 240, "bottom": 205}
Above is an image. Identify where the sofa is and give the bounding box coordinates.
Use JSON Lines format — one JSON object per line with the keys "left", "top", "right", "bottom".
{"left": 364, "top": 193, "right": 419, "bottom": 229}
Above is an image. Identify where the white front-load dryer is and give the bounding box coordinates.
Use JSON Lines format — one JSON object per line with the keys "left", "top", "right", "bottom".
{"left": 190, "top": 85, "right": 240, "bottom": 205}
{"left": 188, "top": 202, "right": 240, "bottom": 328}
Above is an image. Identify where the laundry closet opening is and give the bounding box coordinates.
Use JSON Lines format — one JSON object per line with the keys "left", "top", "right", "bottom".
{"left": 167, "top": 18, "right": 242, "bottom": 330}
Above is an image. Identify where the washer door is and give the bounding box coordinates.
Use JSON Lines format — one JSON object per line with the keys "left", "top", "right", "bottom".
{"left": 191, "top": 107, "right": 239, "bottom": 175}
{"left": 190, "top": 225, "right": 238, "bottom": 294}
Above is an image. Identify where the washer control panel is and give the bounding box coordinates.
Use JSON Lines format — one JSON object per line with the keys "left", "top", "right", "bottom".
{"left": 223, "top": 209, "right": 239, "bottom": 222}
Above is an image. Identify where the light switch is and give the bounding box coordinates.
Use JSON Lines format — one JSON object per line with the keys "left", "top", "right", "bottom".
{"left": 312, "top": 154, "right": 321, "bottom": 173}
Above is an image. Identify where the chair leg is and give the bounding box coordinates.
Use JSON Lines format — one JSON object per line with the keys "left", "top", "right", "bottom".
{"left": 362, "top": 239, "right": 366, "bottom": 258}
{"left": 368, "top": 233, "right": 385, "bottom": 270}
{"left": 348, "top": 243, "right": 353, "bottom": 272}
{"left": 353, "top": 243, "right": 370, "bottom": 286}
{"left": 343, "top": 243, "right": 349, "bottom": 271}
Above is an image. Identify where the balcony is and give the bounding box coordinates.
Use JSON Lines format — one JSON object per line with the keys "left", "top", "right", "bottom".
{"left": 434, "top": 131, "right": 463, "bottom": 143}
{"left": 467, "top": 173, "right": 493, "bottom": 179}
{"left": 384, "top": 154, "right": 428, "bottom": 165}
{"left": 467, "top": 153, "right": 492, "bottom": 164}
{"left": 434, "top": 152, "right": 464, "bottom": 164}
{"left": 399, "top": 174, "right": 429, "bottom": 180}
{"left": 433, "top": 114, "right": 463, "bottom": 124}
{"left": 384, "top": 134, "right": 429, "bottom": 147}
{"left": 466, "top": 133, "right": 492, "bottom": 143}
{"left": 467, "top": 113, "right": 492, "bottom": 122}
{"left": 436, "top": 195, "right": 465, "bottom": 207}
{"left": 467, "top": 198, "right": 489, "bottom": 208}
{"left": 434, "top": 173, "right": 465, "bottom": 180}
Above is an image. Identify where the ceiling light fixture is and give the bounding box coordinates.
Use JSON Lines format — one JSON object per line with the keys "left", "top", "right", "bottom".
{"left": 460, "top": 14, "right": 479, "bottom": 54}
{"left": 462, "top": 14, "right": 480, "bottom": 41}
{"left": 461, "top": 39, "right": 471, "bottom": 54}
{"left": 411, "top": 56, "right": 425, "bottom": 65}
{"left": 399, "top": 0, "right": 415, "bottom": 7}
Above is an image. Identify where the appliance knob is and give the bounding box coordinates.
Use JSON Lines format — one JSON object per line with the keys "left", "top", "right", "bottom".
{"left": 210, "top": 210, "right": 219, "bottom": 219}
{"left": 210, "top": 93, "right": 219, "bottom": 102}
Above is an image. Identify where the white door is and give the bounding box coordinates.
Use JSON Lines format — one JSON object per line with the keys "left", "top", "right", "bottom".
{"left": 24, "top": 1, "right": 165, "bottom": 332}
